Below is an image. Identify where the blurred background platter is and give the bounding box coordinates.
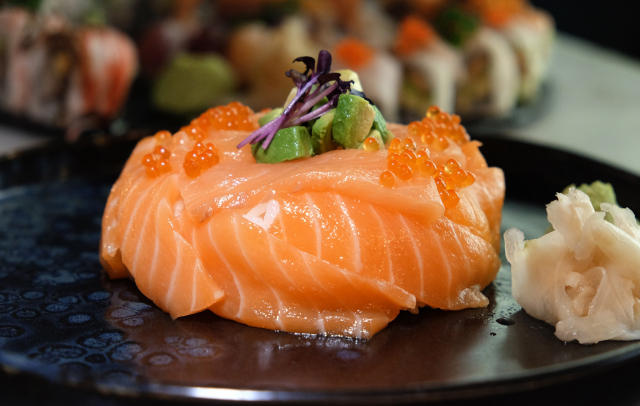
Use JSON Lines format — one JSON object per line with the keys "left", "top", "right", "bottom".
{"left": 1, "top": 0, "right": 639, "bottom": 176}
{"left": 0, "top": 0, "right": 557, "bottom": 137}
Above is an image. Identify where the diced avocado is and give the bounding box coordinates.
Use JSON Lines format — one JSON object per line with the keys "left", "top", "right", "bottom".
{"left": 258, "top": 107, "right": 283, "bottom": 126}
{"left": 371, "top": 105, "right": 393, "bottom": 144}
{"left": 252, "top": 126, "right": 313, "bottom": 163}
{"left": 153, "top": 53, "right": 235, "bottom": 114}
{"left": 332, "top": 94, "right": 376, "bottom": 149}
{"left": 335, "top": 69, "right": 364, "bottom": 92}
{"left": 359, "top": 129, "right": 384, "bottom": 150}
{"left": 311, "top": 109, "right": 336, "bottom": 154}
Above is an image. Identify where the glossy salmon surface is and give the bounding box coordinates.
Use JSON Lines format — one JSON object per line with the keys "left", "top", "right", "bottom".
{"left": 100, "top": 104, "right": 504, "bottom": 339}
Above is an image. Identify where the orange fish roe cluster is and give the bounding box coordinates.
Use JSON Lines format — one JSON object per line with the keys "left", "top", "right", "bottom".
{"left": 183, "top": 101, "right": 258, "bottom": 142}
{"left": 335, "top": 38, "right": 375, "bottom": 69}
{"left": 183, "top": 141, "right": 220, "bottom": 178}
{"left": 467, "top": 0, "right": 526, "bottom": 27}
{"left": 394, "top": 16, "right": 436, "bottom": 57}
{"left": 408, "top": 106, "right": 469, "bottom": 151}
{"left": 142, "top": 144, "right": 172, "bottom": 178}
{"left": 381, "top": 109, "right": 475, "bottom": 208}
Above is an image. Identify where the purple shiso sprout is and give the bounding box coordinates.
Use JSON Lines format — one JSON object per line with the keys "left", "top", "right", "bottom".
{"left": 237, "top": 50, "right": 353, "bottom": 150}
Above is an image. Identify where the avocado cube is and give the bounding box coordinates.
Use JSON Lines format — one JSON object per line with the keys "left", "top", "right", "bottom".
{"left": 332, "top": 94, "right": 376, "bottom": 149}
{"left": 311, "top": 109, "right": 336, "bottom": 154}
{"left": 252, "top": 126, "right": 313, "bottom": 163}
{"left": 258, "top": 107, "right": 284, "bottom": 127}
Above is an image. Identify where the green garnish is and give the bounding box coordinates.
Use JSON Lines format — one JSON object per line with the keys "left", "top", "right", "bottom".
{"left": 240, "top": 50, "right": 393, "bottom": 163}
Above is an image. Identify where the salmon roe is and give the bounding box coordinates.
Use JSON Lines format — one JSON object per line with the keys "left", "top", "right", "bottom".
{"left": 380, "top": 170, "right": 396, "bottom": 188}
{"left": 468, "top": 0, "right": 526, "bottom": 27}
{"left": 183, "top": 101, "right": 258, "bottom": 141}
{"left": 363, "top": 136, "right": 381, "bottom": 152}
{"left": 408, "top": 105, "right": 469, "bottom": 149}
{"left": 394, "top": 16, "right": 436, "bottom": 56}
{"left": 142, "top": 142, "right": 172, "bottom": 178}
{"left": 380, "top": 106, "right": 475, "bottom": 208}
{"left": 335, "top": 38, "right": 375, "bottom": 69}
{"left": 183, "top": 142, "right": 220, "bottom": 178}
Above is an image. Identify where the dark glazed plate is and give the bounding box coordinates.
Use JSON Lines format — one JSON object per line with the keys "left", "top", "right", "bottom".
{"left": 1, "top": 135, "right": 640, "bottom": 404}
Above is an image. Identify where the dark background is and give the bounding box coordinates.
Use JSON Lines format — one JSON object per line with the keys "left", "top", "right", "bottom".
{"left": 532, "top": 0, "right": 640, "bottom": 60}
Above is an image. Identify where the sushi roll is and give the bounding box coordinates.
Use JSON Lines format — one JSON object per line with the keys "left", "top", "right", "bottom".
{"left": 334, "top": 37, "right": 402, "bottom": 120}
{"left": 0, "top": 7, "right": 32, "bottom": 112}
{"left": 393, "top": 16, "right": 461, "bottom": 118}
{"left": 227, "top": 17, "right": 320, "bottom": 110}
{"left": 0, "top": 7, "right": 137, "bottom": 135}
{"left": 466, "top": 0, "right": 554, "bottom": 102}
{"left": 65, "top": 26, "right": 138, "bottom": 124}
{"left": 434, "top": 4, "right": 520, "bottom": 118}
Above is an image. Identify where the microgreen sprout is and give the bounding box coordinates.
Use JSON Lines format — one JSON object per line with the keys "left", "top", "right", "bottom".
{"left": 237, "top": 50, "right": 353, "bottom": 150}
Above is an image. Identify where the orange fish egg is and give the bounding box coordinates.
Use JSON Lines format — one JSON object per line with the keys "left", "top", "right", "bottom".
{"left": 402, "top": 137, "right": 417, "bottom": 151}
{"left": 154, "top": 130, "right": 171, "bottom": 143}
{"left": 388, "top": 138, "right": 404, "bottom": 154}
{"left": 363, "top": 136, "right": 380, "bottom": 152}
{"left": 416, "top": 158, "right": 436, "bottom": 177}
{"left": 389, "top": 161, "right": 413, "bottom": 180}
{"left": 379, "top": 170, "right": 396, "bottom": 188}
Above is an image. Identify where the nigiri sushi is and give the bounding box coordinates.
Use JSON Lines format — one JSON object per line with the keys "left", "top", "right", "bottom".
{"left": 100, "top": 51, "right": 504, "bottom": 339}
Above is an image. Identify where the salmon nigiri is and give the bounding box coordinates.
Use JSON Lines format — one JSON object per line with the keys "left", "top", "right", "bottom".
{"left": 100, "top": 51, "right": 504, "bottom": 339}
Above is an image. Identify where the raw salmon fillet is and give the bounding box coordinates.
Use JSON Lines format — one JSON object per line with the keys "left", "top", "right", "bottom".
{"left": 100, "top": 104, "right": 505, "bottom": 339}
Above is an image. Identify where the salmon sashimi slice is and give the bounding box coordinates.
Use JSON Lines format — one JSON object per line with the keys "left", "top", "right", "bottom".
{"left": 100, "top": 104, "right": 505, "bottom": 339}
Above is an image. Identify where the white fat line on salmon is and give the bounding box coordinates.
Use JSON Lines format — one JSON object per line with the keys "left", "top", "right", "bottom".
{"left": 335, "top": 195, "right": 363, "bottom": 273}
{"left": 296, "top": 244, "right": 350, "bottom": 336}
{"left": 398, "top": 214, "right": 424, "bottom": 301}
{"left": 242, "top": 200, "right": 280, "bottom": 231}
{"left": 304, "top": 193, "right": 323, "bottom": 259}
{"left": 432, "top": 227, "right": 453, "bottom": 307}
{"left": 369, "top": 205, "right": 394, "bottom": 284}
{"left": 206, "top": 223, "right": 244, "bottom": 319}
{"left": 232, "top": 216, "right": 285, "bottom": 330}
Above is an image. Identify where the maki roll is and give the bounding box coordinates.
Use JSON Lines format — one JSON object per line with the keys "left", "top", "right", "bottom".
{"left": 393, "top": 15, "right": 461, "bottom": 118}
{"left": 0, "top": 7, "right": 137, "bottom": 136}
{"left": 467, "top": 0, "right": 554, "bottom": 102}
{"left": 435, "top": 4, "right": 520, "bottom": 118}
{"left": 227, "top": 17, "right": 320, "bottom": 110}
{"left": 334, "top": 37, "right": 402, "bottom": 120}
{"left": 0, "top": 7, "right": 32, "bottom": 112}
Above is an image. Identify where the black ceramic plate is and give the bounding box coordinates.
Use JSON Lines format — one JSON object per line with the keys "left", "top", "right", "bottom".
{"left": 1, "top": 136, "right": 640, "bottom": 404}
